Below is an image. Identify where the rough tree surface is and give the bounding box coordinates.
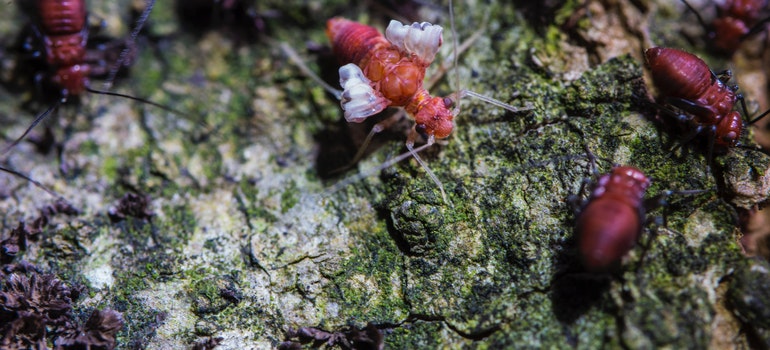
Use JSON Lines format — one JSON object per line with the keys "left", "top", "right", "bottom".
{"left": 1, "top": 0, "right": 769, "bottom": 349}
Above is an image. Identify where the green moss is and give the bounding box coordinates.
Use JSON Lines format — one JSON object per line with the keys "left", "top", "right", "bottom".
{"left": 280, "top": 180, "right": 299, "bottom": 213}
{"left": 2, "top": 0, "right": 768, "bottom": 348}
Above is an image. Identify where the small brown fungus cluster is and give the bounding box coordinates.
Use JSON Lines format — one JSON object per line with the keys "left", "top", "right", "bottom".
{"left": 108, "top": 192, "right": 154, "bottom": 223}
{"left": 0, "top": 265, "right": 124, "bottom": 349}
{"left": 279, "top": 323, "right": 384, "bottom": 350}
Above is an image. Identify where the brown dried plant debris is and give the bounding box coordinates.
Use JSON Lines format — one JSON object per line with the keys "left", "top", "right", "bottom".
{"left": 279, "top": 323, "right": 384, "bottom": 350}
{"left": 0, "top": 198, "right": 80, "bottom": 263}
{"left": 108, "top": 192, "right": 154, "bottom": 223}
{"left": 0, "top": 266, "right": 124, "bottom": 350}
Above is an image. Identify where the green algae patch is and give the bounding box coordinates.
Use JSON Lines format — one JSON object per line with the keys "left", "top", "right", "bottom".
{"left": 1, "top": 0, "right": 770, "bottom": 348}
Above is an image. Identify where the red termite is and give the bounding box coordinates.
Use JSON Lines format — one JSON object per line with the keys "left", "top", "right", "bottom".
{"left": 316, "top": 16, "right": 528, "bottom": 202}
{"left": 644, "top": 47, "right": 768, "bottom": 154}
{"left": 4, "top": 0, "right": 176, "bottom": 153}
{"left": 576, "top": 166, "right": 651, "bottom": 272}
{"left": 326, "top": 17, "right": 454, "bottom": 139}
{"left": 682, "top": 0, "right": 770, "bottom": 54}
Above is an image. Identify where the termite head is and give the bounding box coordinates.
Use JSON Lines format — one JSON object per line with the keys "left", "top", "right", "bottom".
{"left": 715, "top": 111, "right": 743, "bottom": 148}
{"left": 51, "top": 64, "right": 91, "bottom": 97}
{"left": 414, "top": 96, "right": 454, "bottom": 139}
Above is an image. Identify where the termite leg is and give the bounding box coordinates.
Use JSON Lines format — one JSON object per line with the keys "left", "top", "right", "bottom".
{"left": 680, "top": 0, "right": 709, "bottom": 33}
{"left": 338, "top": 110, "right": 408, "bottom": 174}
{"left": 3, "top": 101, "right": 61, "bottom": 154}
{"left": 404, "top": 131, "right": 449, "bottom": 205}
{"left": 103, "top": 0, "right": 156, "bottom": 90}
{"left": 279, "top": 42, "right": 342, "bottom": 100}
{"left": 324, "top": 136, "right": 444, "bottom": 202}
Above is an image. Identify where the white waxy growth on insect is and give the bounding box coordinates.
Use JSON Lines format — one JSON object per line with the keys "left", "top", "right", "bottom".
{"left": 338, "top": 63, "right": 389, "bottom": 123}
{"left": 385, "top": 20, "right": 443, "bottom": 64}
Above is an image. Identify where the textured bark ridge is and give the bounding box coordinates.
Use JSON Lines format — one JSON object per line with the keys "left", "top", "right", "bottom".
{"left": 0, "top": 0, "right": 768, "bottom": 348}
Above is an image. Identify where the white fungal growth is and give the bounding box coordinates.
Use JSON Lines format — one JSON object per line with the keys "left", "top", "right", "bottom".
{"left": 339, "top": 63, "right": 389, "bottom": 123}
{"left": 385, "top": 20, "right": 443, "bottom": 64}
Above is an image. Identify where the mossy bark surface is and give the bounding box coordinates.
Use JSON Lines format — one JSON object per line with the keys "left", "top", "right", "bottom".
{"left": 1, "top": 0, "right": 769, "bottom": 348}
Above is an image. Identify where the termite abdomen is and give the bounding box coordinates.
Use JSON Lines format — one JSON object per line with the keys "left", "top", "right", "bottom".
{"left": 645, "top": 47, "right": 734, "bottom": 118}
{"left": 576, "top": 166, "right": 650, "bottom": 272}
{"left": 326, "top": 18, "right": 391, "bottom": 69}
{"left": 644, "top": 47, "right": 750, "bottom": 151}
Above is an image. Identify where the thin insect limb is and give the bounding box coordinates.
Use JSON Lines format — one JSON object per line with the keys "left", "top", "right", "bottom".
{"left": 405, "top": 133, "right": 448, "bottom": 205}
{"left": 423, "top": 9, "right": 486, "bottom": 89}
{"left": 680, "top": 0, "right": 709, "bottom": 31}
{"left": 324, "top": 139, "right": 438, "bottom": 197}
{"left": 426, "top": 7, "right": 532, "bottom": 116}
{"left": 103, "top": 0, "right": 156, "bottom": 90}
{"left": 451, "top": 90, "right": 533, "bottom": 115}
{"left": 643, "top": 188, "right": 711, "bottom": 212}
{"left": 332, "top": 110, "right": 408, "bottom": 175}
{"left": 3, "top": 100, "right": 60, "bottom": 154}
{"left": 85, "top": 87, "right": 188, "bottom": 117}
{"left": 279, "top": 42, "right": 343, "bottom": 100}
{"left": 0, "top": 164, "right": 71, "bottom": 205}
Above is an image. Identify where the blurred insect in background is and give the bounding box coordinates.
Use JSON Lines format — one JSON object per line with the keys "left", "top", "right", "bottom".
{"left": 174, "top": 0, "right": 279, "bottom": 44}
{"left": 681, "top": 0, "right": 770, "bottom": 54}
{"left": 283, "top": 5, "right": 531, "bottom": 203}
{"left": 3, "top": 0, "right": 181, "bottom": 155}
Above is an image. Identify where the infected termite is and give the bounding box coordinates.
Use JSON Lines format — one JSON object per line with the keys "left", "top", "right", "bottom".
{"left": 283, "top": 8, "right": 531, "bottom": 203}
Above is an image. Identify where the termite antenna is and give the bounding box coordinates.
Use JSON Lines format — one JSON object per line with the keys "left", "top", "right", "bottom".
{"left": 442, "top": 2, "right": 532, "bottom": 116}
{"left": 452, "top": 90, "right": 533, "bottom": 115}
{"left": 279, "top": 42, "right": 343, "bottom": 100}
{"left": 681, "top": 0, "right": 710, "bottom": 32}
{"left": 449, "top": 0, "right": 460, "bottom": 105}
{"left": 86, "top": 87, "right": 187, "bottom": 116}
{"left": 0, "top": 164, "right": 64, "bottom": 200}
{"left": 103, "top": 0, "right": 156, "bottom": 90}
{"left": 3, "top": 100, "right": 61, "bottom": 155}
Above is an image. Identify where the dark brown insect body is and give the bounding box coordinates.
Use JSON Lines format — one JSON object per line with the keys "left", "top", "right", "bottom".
{"left": 710, "top": 0, "right": 768, "bottom": 53}
{"left": 175, "top": 0, "right": 268, "bottom": 43}
{"left": 683, "top": 0, "right": 770, "bottom": 54}
{"left": 576, "top": 166, "right": 651, "bottom": 272}
{"left": 645, "top": 47, "right": 743, "bottom": 150}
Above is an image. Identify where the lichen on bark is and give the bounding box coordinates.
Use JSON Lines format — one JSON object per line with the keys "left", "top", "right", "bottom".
{"left": 0, "top": 0, "right": 768, "bottom": 349}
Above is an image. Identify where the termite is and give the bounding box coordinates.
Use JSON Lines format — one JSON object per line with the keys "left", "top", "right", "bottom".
{"left": 4, "top": 0, "right": 182, "bottom": 154}
{"left": 575, "top": 166, "right": 704, "bottom": 272}
{"left": 283, "top": 5, "right": 531, "bottom": 203}
{"left": 644, "top": 47, "right": 768, "bottom": 159}
{"left": 576, "top": 166, "right": 651, "bottom": 272}
{"left": 681, "top": 0, "right": 770, "bottom": 54}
